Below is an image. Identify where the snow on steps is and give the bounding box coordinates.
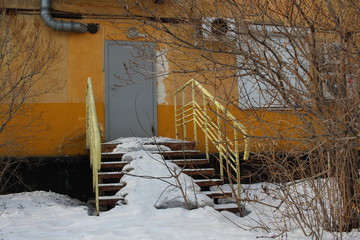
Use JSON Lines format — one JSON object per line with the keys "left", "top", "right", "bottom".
{"left": 96, "top": 138, "right": 240, "bottom": 214}
{"left": 101, "top": 140, "right": 196, "bottom": 153}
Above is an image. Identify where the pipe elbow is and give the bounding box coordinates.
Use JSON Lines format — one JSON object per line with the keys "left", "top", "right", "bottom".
{"left": 40, "top": 0, "right": 98, "bottom": 34}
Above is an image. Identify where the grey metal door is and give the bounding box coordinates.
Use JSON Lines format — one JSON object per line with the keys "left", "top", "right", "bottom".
{"left": 105, "top": 41, "right": 157, "bottom": 141}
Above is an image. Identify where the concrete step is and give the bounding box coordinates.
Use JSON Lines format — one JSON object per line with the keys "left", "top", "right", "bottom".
{"left": 98, "top": 182, "right": 126, "bottom": 192}
{"left": 101, "top": 161, "right": 128, "bottom": 169}
{"left": 101, "top": 143, "right": 119, "bottom": 153}
{"left": 170, "top": 158, "right": 208, "bottom": 166}
{"left": 98, "top": 171, "right": 124, "bottom": 179}
{"left": 98, "top": 195, "right": 125, "bottom": 205}
{"left": 201, "top": 190, "right": 233, "bottom": 199}
{"left": 182, "top": 168, "right": 216, "bottom": 176}
{"left": 160, "top": 150, "right": 202, "bottom": 158}
{"left": 101, "top": 152, "right": 124, "bottom": 160}
{"left": 213, "top": 203, "right": 240, "bottom": 212}
{"left": 194, "top": 178, "right": 224, "bottom": 187}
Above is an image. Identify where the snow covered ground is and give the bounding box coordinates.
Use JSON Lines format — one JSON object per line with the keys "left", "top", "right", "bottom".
{"left": 1, "top": 138, "right": 359, "bottom": 240}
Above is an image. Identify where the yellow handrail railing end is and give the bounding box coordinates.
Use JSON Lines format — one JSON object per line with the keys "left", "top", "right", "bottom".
{"left": 174, "top": 78, "right": 251, "bottom": 203}
{"left": 86, "top": 77, "right": 101, "bottom": 216}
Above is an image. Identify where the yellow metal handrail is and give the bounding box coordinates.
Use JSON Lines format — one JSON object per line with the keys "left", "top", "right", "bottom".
{"left": 86, "top": 77, "right": 101, "bottom": 216}
{"left": 174, "top": 79, "right": 250, "bottom": 199}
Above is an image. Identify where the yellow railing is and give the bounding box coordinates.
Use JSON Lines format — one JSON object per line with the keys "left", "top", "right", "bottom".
{"left": 86, "top": 77, "right": 101, "bottom": 216}
{"left": 174, "top": 79, "right": 250, "bottom": 199}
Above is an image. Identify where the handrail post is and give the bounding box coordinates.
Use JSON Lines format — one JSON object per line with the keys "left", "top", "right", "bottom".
{"left": 217, "top": 106, "right": 224, "bottom": 179}
{"left": 192, "top": 81, "right": 197, "bottom": 143}
{"left": 243, "top": 136, "right": 250, "bottom": 160}
{"left": 182, "top": 90, "right": 187, "bottom": 139}
{"left": 234, "top": 128, "right": 241, "bottom": 202}
{"left": 174, "top": 94, "right": 178, "bottom": 139}
{"left": 203, "top": 93, "right": 209, "bottom": 161}
{"left": 86, "top": 89, "right": 90, "bottom": 151}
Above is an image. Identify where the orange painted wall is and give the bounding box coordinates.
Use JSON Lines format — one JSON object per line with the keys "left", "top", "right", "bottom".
{"left": 0, "top": 13, "right": 186, "bottom": 156}
{"left": 2, "top": 0, "right": 351, "bottom": 157}
{"left": 0, "top": 12, "right": 308, "bottom": 156}
{"left": 0, "top": 14, "right": 106, "bottom": 156}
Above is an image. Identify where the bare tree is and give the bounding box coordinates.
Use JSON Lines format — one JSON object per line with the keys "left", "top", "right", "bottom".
{"left": 0, "top": 10, "right": 62, "bottom": 193}
{"left": 117, "top": 0, "right": 360, "bottom": 235}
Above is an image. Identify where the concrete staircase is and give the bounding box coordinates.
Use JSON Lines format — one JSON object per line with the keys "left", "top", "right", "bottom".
{"left": 97, "top": 139, "right": 240, "bottom": 213}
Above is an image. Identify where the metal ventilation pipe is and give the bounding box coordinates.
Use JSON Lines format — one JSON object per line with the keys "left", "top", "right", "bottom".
{"left": 40, "top": 0, "right": 98, "bottom": 34}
